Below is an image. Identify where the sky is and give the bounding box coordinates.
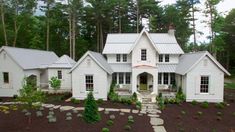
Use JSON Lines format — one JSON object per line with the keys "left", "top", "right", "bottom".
{"left": 159, "top": 0, "right": 235, "bottom": 43}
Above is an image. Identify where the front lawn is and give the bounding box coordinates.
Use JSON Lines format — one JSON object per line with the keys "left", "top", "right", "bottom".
{"left": 160, "top": 89, "right": 235, "bottom": 132}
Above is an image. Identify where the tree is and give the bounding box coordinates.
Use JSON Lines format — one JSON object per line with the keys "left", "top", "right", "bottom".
{"left": 83, "top": 92, "right": 101, "bottom": 123}
{"left": 0, "top": 0, "right": 7, "bottom": 45}
{"left": 49, "top": 76, "right": 61, "bottom": 91}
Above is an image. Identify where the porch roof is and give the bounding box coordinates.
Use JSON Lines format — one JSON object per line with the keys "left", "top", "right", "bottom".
{"left": 109, "top": 63, "right": 132, "bottom": 72}
{"left": 158, "top": 64, "right": 177, "bottom": 73}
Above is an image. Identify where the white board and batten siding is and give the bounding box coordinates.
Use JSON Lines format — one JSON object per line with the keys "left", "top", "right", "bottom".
{"left": 48, "top": 69, "right": 72, "bottom": 90}
{"left": 0, "top": 50, "right": 24, "bottom": 97}
{"left": 185, "top": 56, "right": 224, "bottom": 102}
{"left": 72, "top": 55, "right": 109, "bottom": 100}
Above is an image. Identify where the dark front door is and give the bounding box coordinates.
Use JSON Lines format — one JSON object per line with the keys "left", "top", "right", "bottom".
{"left": 140, "top": 73, "right": 147, "bottom": 90}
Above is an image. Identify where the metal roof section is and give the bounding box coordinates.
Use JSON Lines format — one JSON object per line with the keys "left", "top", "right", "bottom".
{"left": 70, "top": 51, "right": 113, "bottom": 74}
{"left": 109, "top": 63, "right": 132, "bottom": 72}
{"left": 158, "top": 64, "right": 177, "bottom": 73}
{"left": 0, "top": 46, "right": 59, "bottom": 70}
{"left": 176, "top": 51, "right": 230, "bottom": 76}
{"left": 103, "top": 29, "right": 184, "bottom": 54}
{"left": 48, "top": 55, "right": 76, "bottom": 68}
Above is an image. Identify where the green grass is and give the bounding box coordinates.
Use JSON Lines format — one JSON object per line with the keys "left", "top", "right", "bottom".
{"left": 224, "top": 82, "right": 235, "bottom": 89}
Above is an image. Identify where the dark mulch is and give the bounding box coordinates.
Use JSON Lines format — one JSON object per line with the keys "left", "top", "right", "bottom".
{"left": 0, "top": 108, "right": 153, "bottom": 132}
{"left": 160, "top": 89, "right": 235, "bottom": 132}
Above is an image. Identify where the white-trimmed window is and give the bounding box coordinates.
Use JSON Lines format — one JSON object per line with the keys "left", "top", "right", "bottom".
{"left": 85, "top": 75, "right": 93, "bottom": 91}
{"left": 163, "top": 73, "right": 168, "bottom": 84}
{"left": 119, "top": 73, "right": 124, "bottom": 84}
{"left": 116, "top": 54, "right": 121, "bottom": 62}
{"left": 158, "top": 73, "right": 162, "bottom": 84}
{"left": 141, "top": 49, "right": 147, "bottom": 61}
{"left": 170, "top": 73, "right": 175, "bottom": 84}
{"left": 159, "top": 55, "right": 163, "bottom": 62}
{"left": 125, "top": 73, "right": 131, "bottom": 84}
{"left": 200, "top": 76, "right": 209, "bottom": 93}
{"left": 57, "top": 70, "right": 62, "bottom": 79}
{"left": 3, "top": 72, "right": 9, "bottom": 84}
{"left": 123, "top": 54, "right": 127, "bottom": 62}
{"left": 165, "top": 54, "right": 169, "bottom": 62}
{"left": 112, "top": 73, "right": 117, "bottom": 83}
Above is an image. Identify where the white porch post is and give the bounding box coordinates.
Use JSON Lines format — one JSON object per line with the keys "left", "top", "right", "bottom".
{"left": 153, "top": 74, "right": 158, "bottom": 95}
{"left": 132, "top": 72, "right": 137, "bottom": 93}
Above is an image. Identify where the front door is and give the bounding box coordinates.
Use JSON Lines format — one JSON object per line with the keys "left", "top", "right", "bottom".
{"left": 140, "top": 74, "right": 148, "bottom": 91}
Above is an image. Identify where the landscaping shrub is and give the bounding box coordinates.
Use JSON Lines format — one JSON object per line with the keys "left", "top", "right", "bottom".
{"left": 156, "top": 94, "right": 165, "bottom": 110}
{"left": 71, "top": 98, "right": 80, "bottom": 104}
{"left": 13, "top": 95, "right": 18, "bottom": 99}
{"left": 215, "top": 102, "right": 225, "bottom": 109}
{"left": 83, "top": 92, "right": 101, "bottom": 123}
{"left": 176, "top": 87, "right": 186, "bottom": 102}
{"left": 106, "top": 120, "right": 114, "bottom": 126}
{"left": 120, "top": 98, "right": 132, "bottom": 105}
{"left": 201, "top": 101, "right": 209, "bottom": 108}
{"left": 128, "top": 115, "right": 133, "bottom": 120}
{"left": 135, "top": 101, "right": 142, "bottom": 109}
{"left": 131, "top": 92, "right": 138, "bottom": 102}
{"left": 49, "top": 77, "right": 61, "bottom": 91}
{"left": 102, "top": 128, "right": 110, "bottom": 132}
{"left": 128, "top": 119, "right": 134, "bottom": 124}
{"left": 124, "top": 124, "right": 131, "bottom": 131}
{"left": 191, "top": 100, "right": 198, "bottom": 105}
{"left": 96, "top": 99, "right": 104, "bottom": 104}
{"left": 61, "top": 92, "right": 72, "bottom": 100}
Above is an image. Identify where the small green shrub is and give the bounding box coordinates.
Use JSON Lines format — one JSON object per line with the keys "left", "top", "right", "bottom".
{"left": 106, "top": 120, "right": 114, "bottom": 126}
{"left": 156, "top": 95, "right": 165, "bottom": 110}
{"left": 191, "top": 100, "right": 198, "bottom": 105}
{"left": 96, "top": 99, "right": 104, "bottom": 104}
{"left": 102, "top": 128, "right": 110, "bottom": 132}
{"left": 128, "top": 119, "right": 134, "bottom": 124}
{"left": 49, "top": 77, "right": 61, "bottom": 91}
{"left": 120, "top": 98, "right": 132, "bottom": 105}
{"left": 201, "top": 101, "right": 209, "bottom": 108}
{"left": 176, "top": 87, "right": 186, "bottom": 102}
{"left": 215, "top": 103, "right": 225, "bottom": 109}
{"left": 136, "top": 101, "right": 142, "bottom": 109}
{"left": 131, "top": 92, "right": 138, "bottom": 102}
{"left": 71, "top": 98, "right": 80, "bottom": 104}
{"left": 124, "top": 124, "right": 131, "bottom": 131}
{"left": 13, "top": 95, "right": 18, "bottom": 99}
{"left": 128, "top": 115, "right": 133, "bottom": 120}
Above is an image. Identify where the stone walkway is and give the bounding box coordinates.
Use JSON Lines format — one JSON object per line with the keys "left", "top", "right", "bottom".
{"left": 141, "top": 103, "right": 166, "bottom": 132}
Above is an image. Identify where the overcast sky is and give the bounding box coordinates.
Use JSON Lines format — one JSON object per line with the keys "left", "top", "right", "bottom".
{"left": 159, "top": 0, "right": 235, "bottom": 43}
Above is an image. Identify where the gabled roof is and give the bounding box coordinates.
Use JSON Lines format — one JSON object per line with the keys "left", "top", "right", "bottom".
{"left": 103, "top": 29, "right": 184, "bottom": 54}
{"left": 128, "top": 28, "right": 159, "bottom": 53}
{"left": 0, "top": 46, "right": 59, "bottom": 70}
{"left": 48, "top": 55, "right": 76, "bottom": 68}
{"left": 70, "top": 51, "right": 113, "bottom": 74}
{"left": 175, "top": 51, "right": 230, "bottom": 75}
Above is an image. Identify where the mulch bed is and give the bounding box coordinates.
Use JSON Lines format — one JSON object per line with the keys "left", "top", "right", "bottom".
{"left": 0, "top": 108, "right": 153, "bottom": 132}
{"left": 160, "top": 89, "right": 235, "bottom": 132}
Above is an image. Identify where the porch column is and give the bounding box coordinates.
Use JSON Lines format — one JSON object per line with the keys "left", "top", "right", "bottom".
{"left": 132, "top": 72, "right": 137, "bottom": 93}
{"left": 153, "top": 74, "right": 158, "bottom": 95}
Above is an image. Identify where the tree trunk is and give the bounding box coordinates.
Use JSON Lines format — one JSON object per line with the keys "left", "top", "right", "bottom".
{"left": 96, "top": 22, "right": 100, "bottom": 52}
{"left": 69, "top": 11, "right": 72, "bottom": 58}
{"left": 118, "top": 5, "right": 121, "bottom": 33}
{"left": 13, "top": 0, "right": 19, "bottom": 47}
{"left": 46, "top": 1, "right": 50, "bottom": 51}
{"left": 72, "top": 13, "right": 76, "bottom": 60}
{"left": 0, "top": 0, "right": 7, "bottom": 45}
{"left": 100, "top": 23, "right": 103, "bottom": 52}
{"left": 192, "top": 3, "right": 196, "bottom": 51}
{"left": 136, "top": 2, "right": 139, "bottom": 33}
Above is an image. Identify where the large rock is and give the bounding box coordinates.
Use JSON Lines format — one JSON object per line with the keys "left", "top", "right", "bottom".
{"left": 120, "top": 109, "right": 131, "bottom": 113}
{"left": 60, "top": 106, "right": 74, "bottom": 111}
{"left": 105, "top": 108, "right": 119, "bottom": 112}
{"left": 150, "top": 118, "right": 164, "bottom": 126}
{"left": 132, "top": 110, "right": 139, "bottom": 114}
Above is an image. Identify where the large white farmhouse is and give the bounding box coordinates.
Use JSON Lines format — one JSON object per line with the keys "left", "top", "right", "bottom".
{"left": 0, "top": 28, "right": 230, "bottom": 102}
{"left": 71, "top": 28, "right": 230, "bottom": 102}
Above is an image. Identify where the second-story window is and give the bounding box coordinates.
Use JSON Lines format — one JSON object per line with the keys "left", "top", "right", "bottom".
{"left": 141, "top": 49, "right": 147, "bottom": 61}
{"left": 123, "top": 54, "right": 127, "bottom": 62}
{"left": 159, "top": 55, "right": 163, "bottom": 62}
{"left": 116, "top": 54, "right": 121, "bottom": 62}
{"left": 165, "top": 54, "right": 169, "bottom": 62}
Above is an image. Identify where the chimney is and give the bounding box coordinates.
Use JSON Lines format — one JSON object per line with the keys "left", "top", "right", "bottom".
{"left": 168, "top": 23, "right": 175, "bottom": 36}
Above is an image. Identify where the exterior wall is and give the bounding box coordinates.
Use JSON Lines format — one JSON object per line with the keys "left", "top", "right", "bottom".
{"left": 24, "top": 70, "right": 41, "bottom": 87}
{"left": 48, "top": 68, "right": 72, "bottom": 90}
{"left": 185, "top": 56, "right": 224, "bottom": 102}
{"left": 156, "top": 54, "right": 179, "bottom": 64}
{"left": 40, "top": 69, "right": 48, "bottom": 88}
{"left": 132, "top": 34, "right": 157, "bottom": 67}
{"left": 0, "top": 50, "right": 24, "bottom": 97}
{"left": 72, "top": 55, "right": 109, "bottom": 100}
{"left": 106, "top": 54, "right": 131, "bottom": 63}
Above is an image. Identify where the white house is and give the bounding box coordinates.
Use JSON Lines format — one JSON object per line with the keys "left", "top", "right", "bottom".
{"left": 0, "top": 46, "right": 59, "bottom": 97}
{"left": 72, "top": 28, "right": 230, "bottom": 102}
{"left": 47, "top": 55, "right": 76, "bottom": 92}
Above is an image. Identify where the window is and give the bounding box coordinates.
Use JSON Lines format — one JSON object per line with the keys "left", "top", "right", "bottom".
{"left": 200, "top": 76, "right": 209, "bottom": 93}
{"left": 158, "top": 73, "right": 162, "bottom": 84}
{"left": 57, "top": 70, "right": 62, "bottom": 79}
{"left": 159, "top": 55, "right": 163, "bottom": 62}
{"left": 119, "top": 73, "right": 124, "bottom": 84}
{"left": 112, "top": 73, "right": 117, "bottom": 83}
{"left": 170, "top": 73, "right": 175, "bottom": 85}
{"left": 85, "top": 75, "right": 93, "bottom": 91}
{"left": 123, "top": 54, "right": 127, "bottom": 62}
{"left": 3, "top": 72, "right": 9, "bottom": 83}
{"left": 125, "top": 73, "right": 131, "bottom": 84}
{"left": 165, "top": 54, "right": 169, "bottom": 62}
{"left": 163, "top": 73, "right": 168, "bottom": 85}
{"left": 116, "top": 54, "right": 121, "bottom": 62}
{"left": 141, "top": 49, "right": 147, "bottom": 61}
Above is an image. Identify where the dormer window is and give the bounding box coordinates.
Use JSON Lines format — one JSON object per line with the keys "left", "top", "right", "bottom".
{"left": 116, "top": 54, "right": 121, "bottom": 62}
{"left": 141, "top": 49, "right": 147, "bottom": 61}
{"left": 165, "top": 54, "right": 169, "bottom": 62}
